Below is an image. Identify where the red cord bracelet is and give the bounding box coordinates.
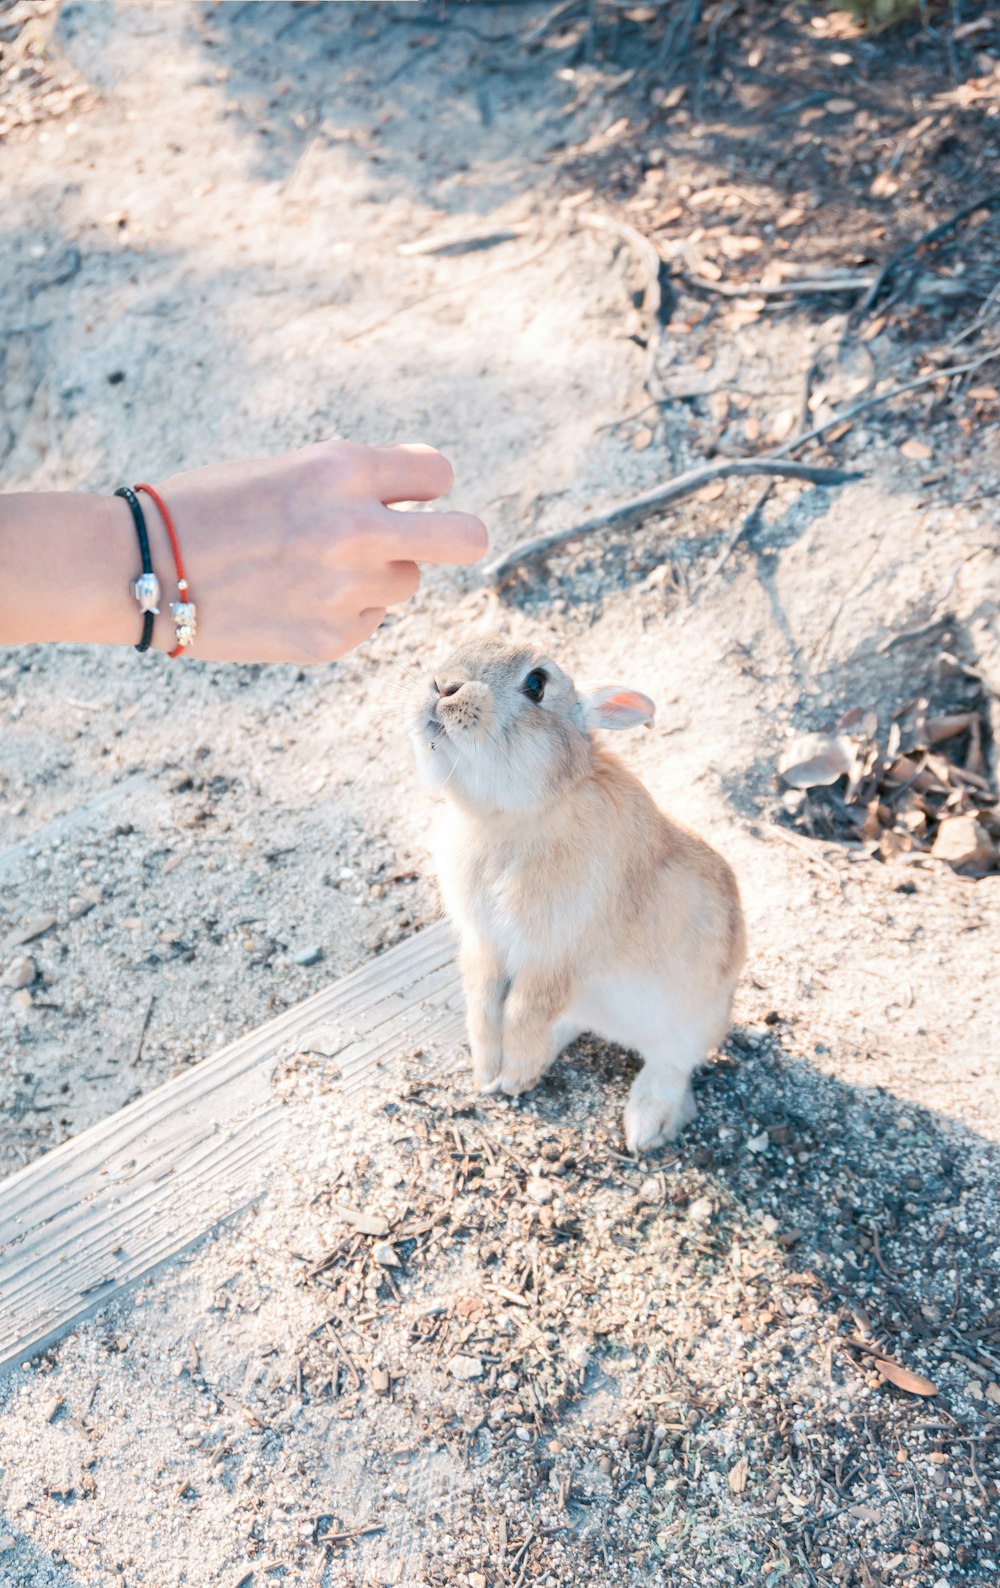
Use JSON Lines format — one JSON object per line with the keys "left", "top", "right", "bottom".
{"left": 135, "top": 483, "right": 197, "bottom": 659}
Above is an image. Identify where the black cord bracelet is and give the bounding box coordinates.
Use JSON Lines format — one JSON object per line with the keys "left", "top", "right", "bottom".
{"left": 115, "top": 485, "right": 160, "bottom": 653}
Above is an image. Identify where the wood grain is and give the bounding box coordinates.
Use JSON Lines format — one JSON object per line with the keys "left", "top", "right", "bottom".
{"left": 0, "top": 920, "right": 464, "bottom": 1375}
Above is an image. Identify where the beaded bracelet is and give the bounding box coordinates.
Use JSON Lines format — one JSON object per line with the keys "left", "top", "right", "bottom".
{"left": 115, "top": 485, "right": 160, "bottom": 653}
{"left": 136, "top": 483, "right": 197, "bottom": 658}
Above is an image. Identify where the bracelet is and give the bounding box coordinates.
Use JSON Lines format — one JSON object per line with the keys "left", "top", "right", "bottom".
{"left": 135, "top": 483, "right": 197, "bottom": 658}
{"left": 115, "top": 485, "right": 160, "bottom": 653}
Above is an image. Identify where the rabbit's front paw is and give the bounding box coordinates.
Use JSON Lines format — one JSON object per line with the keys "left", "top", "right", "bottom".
{"left": 470, "top": 1042, "right": 503, "bottom": 1092}
{"left": 482, "top": 1061, "right": 547, "bottom": 1098}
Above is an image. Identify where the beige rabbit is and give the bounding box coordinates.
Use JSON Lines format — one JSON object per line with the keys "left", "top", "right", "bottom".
{"left": 411, "top": 637, "right": 745, "bottom": 1151}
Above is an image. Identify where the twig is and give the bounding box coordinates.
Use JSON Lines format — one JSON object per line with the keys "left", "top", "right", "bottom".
{"left": 849, "top": 191, "right": 1000, "bottom": 331}
{"left": 520, "top": 0, "right": 584, "bottom": 47}
{"left": 868, "top": 1223, "right": 900, "bottom": 1282}
{"left": 581, "top": 209, "right": 662, "bottom": 385}
{"left": 484, "top": 460, "right": 860, "bottom": 584}
{"left": 692, "top": 482, "right": 772, "bottom": 597}
{"left": 130, "top": 994, "right": 155, "bottom": 1066}
{"left": 650, "top": 0, "right": 700, "bottom": 79}
{"left": 318, "top": 1520, "right": 384, "bottom": 1547}
{"left": 693, "top": 0, "right": 735, "bottom": 120}
{"left": 773, "top": 348, "right": 1000, "bottom": 459}
{"left": 684, "top": 271, "right": 874, "bottom": 300}
{"left": 344, "top": 236, "right": 556, "bottom": 343}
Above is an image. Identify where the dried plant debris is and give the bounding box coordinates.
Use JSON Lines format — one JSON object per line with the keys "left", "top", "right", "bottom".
{"left": 255, "top": 1051, "right": 998, "bottom": 1585}
{"left": 2, "top": 1039, "right": 998, "bottom": 1586}
{"left": 777, "top": 687, "right": 998, "bottom": 876}
{"left": 0, "top": 0, "right": 91, "bottom": 141}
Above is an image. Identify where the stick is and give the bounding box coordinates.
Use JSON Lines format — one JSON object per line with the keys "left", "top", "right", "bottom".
{"left": 130, "top": 994, "right": 155, "bottom": 1067}
{"left": 692, "top": 482, "right": 772, "bottom": 598}
{"left": 344, "top": 237, "right": 556, "bottom": 343}
{"left": 484, "top": 460, "right": 861, "bottom": 584}
{"left": 580, "top": 210, "right": 661, "bottom": 386}
{"left": 773, "top": 347, "right": 1000, "bottom": 459}
{"left": 685, "top": 271, "right": 874, "bottom": 301}
{"left": 849, "top": 191, "right": 1000, "bottom": 330}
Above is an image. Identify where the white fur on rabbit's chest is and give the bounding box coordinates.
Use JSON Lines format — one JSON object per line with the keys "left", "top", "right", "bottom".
{"left": 435, "top": 825, "right": 596, "bottom": 971}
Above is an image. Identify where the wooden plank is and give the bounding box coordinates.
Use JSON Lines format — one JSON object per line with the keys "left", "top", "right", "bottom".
{"left": 0, "top": 920, "right": 465, "bottom": 1375}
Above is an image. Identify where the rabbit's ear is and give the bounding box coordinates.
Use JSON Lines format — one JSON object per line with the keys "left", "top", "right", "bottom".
{"left": 580, "top": 685, "right": 656, "bottom": 731}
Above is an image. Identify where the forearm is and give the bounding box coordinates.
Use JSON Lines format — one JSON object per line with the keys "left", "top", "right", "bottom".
{"left": 0, "top": 442, "right": 487, "bottom": 665}
{"left": 0, "top": 491, "right": 149, "bottom": 650}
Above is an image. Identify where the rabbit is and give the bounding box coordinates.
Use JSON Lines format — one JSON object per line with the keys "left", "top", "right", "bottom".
{"left": 411, "top": 636, "right": 746, "bottom": 1152}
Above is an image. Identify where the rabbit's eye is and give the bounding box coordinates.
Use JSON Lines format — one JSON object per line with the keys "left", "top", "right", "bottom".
{"left": 522, "top": 669, "right": 547, "bottom": 703}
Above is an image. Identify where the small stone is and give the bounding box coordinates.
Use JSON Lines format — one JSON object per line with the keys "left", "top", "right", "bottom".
{"left": 745, "top": 1131, "right": 769, "bottom": 1155}
{"left": 67, "top": 897, "right": 94, "bottom": 919}
{"left": 10, "top": 989, "right": 33, "bottom": 1013}
{"left": 371, "top": 1242, "right": 399, "bottom": 1267}
{"left": 448, "top": 1354, "right": 484, "bottom": 1381}
{"left": 469, "top": 1574, "right": 487, "bottom": 1588}
{"left": 371, "top": 1368, "right": 391, "bottom": 1395}
{"left": 351, "top": 1210, "right": 390, "bottom": 1237}
{"left": 728, "top": 1455, "right": 749, "bottom": 1494}
{"left": 985, "top": 1381, "right": 1000, "bottom": 1406}
{"left": 2, "top": 954, "right": 36, "bottom": 989}
{"left": 501, "top": 1371, "right": 519, "bottom": 1391}
{"left": 526, "top": 1176, "right": 556, "bottom": 1205}
{"left": 636, "top": 1176, "right": 661, "bottom": 1204}
{"left": 3, "top": 912, "right": 57, "bottom": 950}
{"left": 688, "top": 1195, "right": 713, "bottom": 1225}
{"left": 293, "top": 945, "right": 324, "bottom": 967}
{"left": 0, "top": 1535, "right": 15, "bottom": 1554}
{"left": 514, "top": 1425, "right": 531, "bottom": 1442}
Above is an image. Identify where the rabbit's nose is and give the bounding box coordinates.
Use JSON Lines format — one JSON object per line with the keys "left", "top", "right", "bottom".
{"left": 437, "top": 680, "right": 464, "bottom": 699}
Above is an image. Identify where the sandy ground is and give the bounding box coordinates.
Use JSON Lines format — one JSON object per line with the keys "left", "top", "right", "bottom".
{"left": 1, "top": 4, "right": 999, "bottom": 1587}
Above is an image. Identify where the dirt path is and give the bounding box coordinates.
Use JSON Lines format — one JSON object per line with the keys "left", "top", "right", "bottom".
{"left": 1, "top": 5, "right": 998, "bottom": 1587}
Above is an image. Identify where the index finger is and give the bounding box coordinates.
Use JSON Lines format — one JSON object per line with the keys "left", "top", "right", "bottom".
{"left": 376, "top": 506, "right": 489, "bottom": 565}
{"left": 370, "top": 443, "right": 455, "bottom": 504}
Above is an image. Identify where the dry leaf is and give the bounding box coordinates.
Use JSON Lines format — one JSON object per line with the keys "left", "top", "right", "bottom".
{"left": 708, "top": 391, "right": 730, "bottom": 425}
{"left": 631, "top": 425, "right": 654, "bottom": 452}
{"left": 985, "top": 1382, "right": 1000, "bottom": 1406}
{"left": 900, "top": 438, "right": 933, "bottom": 461}
{"left": 728, "top": 1456, "right": 750, "bottom": 1494}
{"left": 874, "top": 1357, "right": 937, "bottom": 1397}
{"left": 697, "top": 479, "right": 726, "bottom": 503}
{"left": 662, "top": 84, "right": 686, "bottom": 109}
{"left": 720, "top": 234, "right": 762, "bottom": 259}
{"left": 879, "top": 828, "right": 911, "bottom": 862}
{"left": 697, "top": 258, "right": 723, "bottom": 281}
{"left": 870, "top": 172, "right": 900, "bottom": 198}
{"left": 826, "top": 97, "right": 857, "bottom": 114}
{"left": 776, "top": 207, "right": 805, "bottom": 229}
{"left": 932, "top": 815, "right": 995, "bottom": 868}
{"left": 769, "top": 408, "right": 796, "bottom": 441}
{"left": 455, "top": 1296, "right": 487, "bottom": 1321}
{"left": 777, "top": 732, "right": 855, "bottom": 788}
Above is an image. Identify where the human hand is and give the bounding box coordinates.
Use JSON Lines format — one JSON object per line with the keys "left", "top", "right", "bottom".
{"left": 146, "top": 439, "right": 488, "bottom": 663}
